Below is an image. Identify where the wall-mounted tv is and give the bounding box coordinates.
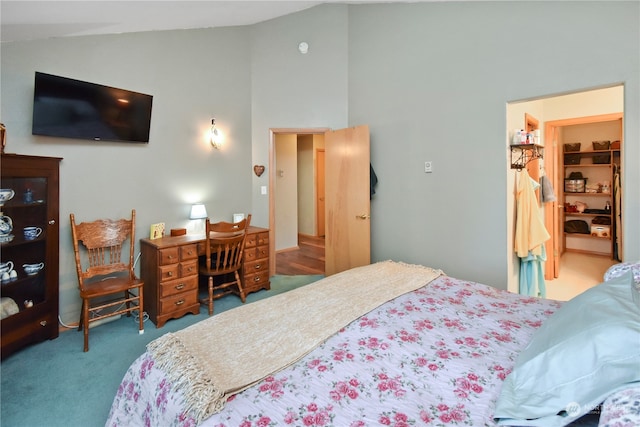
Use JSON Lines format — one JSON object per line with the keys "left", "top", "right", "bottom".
{"left": 32, "top": 72, "right": 153, "bottom": 143}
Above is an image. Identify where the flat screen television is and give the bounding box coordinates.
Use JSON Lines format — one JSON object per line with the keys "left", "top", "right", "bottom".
{"left": 32, "top": 72, "right": 153, "bottom": 143}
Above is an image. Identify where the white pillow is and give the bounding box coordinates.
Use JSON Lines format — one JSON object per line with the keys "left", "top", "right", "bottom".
{"left": 493, "top": 271, "right": 640, "bottom": 426}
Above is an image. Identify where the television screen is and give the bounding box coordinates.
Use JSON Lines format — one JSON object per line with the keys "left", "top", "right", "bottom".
{"left": 32, "top": 72, "right": 153, "bottom": 143}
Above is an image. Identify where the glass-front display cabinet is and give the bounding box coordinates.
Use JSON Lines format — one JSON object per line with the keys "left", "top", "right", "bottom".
{"left": 1, "top": 154, "right": 61, "bottom": 359}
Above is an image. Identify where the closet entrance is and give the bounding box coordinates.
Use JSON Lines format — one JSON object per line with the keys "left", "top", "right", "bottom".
{"left": 544, "top": 113, "right": 623, "bottom": 280}
{"left": 507, "top": 85, "right": 624, "bottom": 295}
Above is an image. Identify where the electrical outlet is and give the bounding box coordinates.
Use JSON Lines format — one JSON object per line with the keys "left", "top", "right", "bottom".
{"left": 424, "top": 161, "right": 433, "bottom": 173}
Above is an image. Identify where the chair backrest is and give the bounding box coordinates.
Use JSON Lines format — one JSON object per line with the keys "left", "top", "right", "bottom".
{"left": 70, "top": 209, "right": 136, "bottom": 289}
{"left": 204, "top": 214, "right": 251, "bottom": 273}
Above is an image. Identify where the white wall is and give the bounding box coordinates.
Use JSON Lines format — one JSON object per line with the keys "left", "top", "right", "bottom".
{"left": 1, "top": 1, "right": 638, "bottom": 322}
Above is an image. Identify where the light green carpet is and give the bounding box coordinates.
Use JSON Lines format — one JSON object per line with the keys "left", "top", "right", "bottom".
{"left": 0, "top": 274, "right": 323, "bottom": 427}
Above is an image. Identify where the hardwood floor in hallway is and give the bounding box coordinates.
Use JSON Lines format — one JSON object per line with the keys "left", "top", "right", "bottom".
{"left": 276, "top": 234, "right": 325, "bottom": 275}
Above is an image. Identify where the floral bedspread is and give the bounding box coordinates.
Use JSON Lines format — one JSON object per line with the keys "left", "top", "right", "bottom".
{"left": 108, "top": 276, "right": 568, "bottom": 426}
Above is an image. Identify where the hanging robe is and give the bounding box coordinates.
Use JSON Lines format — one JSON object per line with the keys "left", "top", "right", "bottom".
{"left": 515, "top": 169, "right": 550, "bottom": 297}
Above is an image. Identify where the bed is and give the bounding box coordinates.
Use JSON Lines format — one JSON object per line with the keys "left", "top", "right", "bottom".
{"left": 106, "top": 261, "right": 640, "bottom": 427}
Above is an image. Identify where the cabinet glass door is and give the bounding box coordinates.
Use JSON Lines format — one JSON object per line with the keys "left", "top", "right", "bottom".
{"left": 1, "top": 176, "right": 49, "bottom": 317}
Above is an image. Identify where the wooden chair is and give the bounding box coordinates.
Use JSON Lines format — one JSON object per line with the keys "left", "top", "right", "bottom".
{"left": 70, "top": 209, "right": 144, "bottom": 352}
{"left": 199, "top": 215, "right": 251, "bottom": 315}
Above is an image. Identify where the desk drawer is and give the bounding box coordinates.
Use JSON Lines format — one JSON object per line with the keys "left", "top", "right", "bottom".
{"left": 159, "top": 247, "right": 179, "bottom": 265}
{"left": 180, "top": 259, "right": 198, "bottom": 277}
{"left": 255, "top": 232, "right": 269, "bottom": 246}
{"left": 245, "top": 271, "right": 270, "bottom": 291}
{"left": 159, "top": 264, "right": 179, "bottom": 282}
{"left": 256, "top": 244, "right": 268, "bottom": 259}
{"left": 159, "top": 275, "right": 197, "bottom": 298}
{"left": 160, "top": 290, "right": 198, "bottom": 314}
{"left": 245, "top": 233, "right": 257, "bottom": 248}
{"left": 245, "top": 259, "right": 268, "bottom": 275}
{"left": 244, "top": 247, "right": 257, "bottom": 262}
{"left": 180, "top": 244, "right": 198, "bottom": 261}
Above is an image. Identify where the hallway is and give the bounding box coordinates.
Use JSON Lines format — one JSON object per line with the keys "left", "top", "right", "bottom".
{"left": 275, "top": 234, "right": 325, "bottom": 275}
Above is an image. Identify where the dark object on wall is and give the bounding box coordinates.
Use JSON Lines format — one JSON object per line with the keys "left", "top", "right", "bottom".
{"left": 370, "top": 164, "right": 378, "bottom": 199}
{"left": 32, "top": 72, "right": 153, "bottom": 143}
{"left": 564, "top": 220, "right": 590, "bottom": 234}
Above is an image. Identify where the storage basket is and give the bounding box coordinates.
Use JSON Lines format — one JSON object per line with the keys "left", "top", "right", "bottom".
{"left": 593, "top": 154, "right": 611, "bottom": 164}
{"left": 563, "top": 143, "right": 581, "bottom": 152}
{"left": 590, "top": 225, "right": 610, "bottom": 238}
{"left": 564, "top": 154, "right": 581, "bottom": 165}
{"left": 611, "top": 140, "right": 621, "bottom": 149}
{"left": 592, "top": 140, "right": 610, "bottom": 150}
{"left": 565, "top": 178, "right": 587, "bottom": 193}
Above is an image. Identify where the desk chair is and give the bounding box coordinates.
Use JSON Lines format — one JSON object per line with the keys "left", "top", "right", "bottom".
{"left": 70, "top": 209, "right": 144, "bottom": 352}
{"left": 199, "top": 215, "right": 251, "bottom": 315}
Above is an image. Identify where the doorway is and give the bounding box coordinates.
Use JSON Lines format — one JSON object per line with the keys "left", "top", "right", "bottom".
{"left": 269, "top": 125, "right": 372, "bottom": 277}
{"left": 270, "top": 129, "right": 329, "bottom": 276}
{"left": 507, "top": 84, "right": 624, "bottom": 298}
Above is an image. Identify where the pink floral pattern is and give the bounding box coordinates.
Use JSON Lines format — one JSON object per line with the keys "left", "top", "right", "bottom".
{"left": 108, "top": 276, "right": 575, "bottom": 426}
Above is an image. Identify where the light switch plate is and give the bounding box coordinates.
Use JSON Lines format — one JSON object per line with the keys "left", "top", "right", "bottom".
{"left": 424, "top": 161, "right": 433, "bottom": 173}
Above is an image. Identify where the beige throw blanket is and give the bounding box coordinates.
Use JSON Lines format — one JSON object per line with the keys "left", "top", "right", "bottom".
{"left": 147, "top": 260, "right": 443, "bottom": 423}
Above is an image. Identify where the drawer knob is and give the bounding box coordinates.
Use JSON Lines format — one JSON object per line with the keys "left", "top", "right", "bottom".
{"left": 40, "top": 320, "right": 47, "bottom": 327}
{"left": 175, "top": 284, "right": 185, "bottom": 290}
{"left": 255, "top": 264, "right": 262, "bottom": 269}
{"left": 175, "top": 300, "right": 185, "bottom": 306}
{"left": 168, "top": 272, "right": 173, "bottom": 277}
{"left": 254, "top": 276, "right": 261, "bottom": 282}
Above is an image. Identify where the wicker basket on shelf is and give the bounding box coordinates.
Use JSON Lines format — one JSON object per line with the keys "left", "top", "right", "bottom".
{"left": 592, "top": 140, "right": 610, "bottom": 150}
{"left": 563, "top": 142, "right": 581, "bottom": 152}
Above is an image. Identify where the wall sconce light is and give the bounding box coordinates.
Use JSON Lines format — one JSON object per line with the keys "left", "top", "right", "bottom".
{"left": 209, "top": 118, "right": 222, "bottom": 149}
{"left": 189, "top": 203, "right": 208, "bottom": 220}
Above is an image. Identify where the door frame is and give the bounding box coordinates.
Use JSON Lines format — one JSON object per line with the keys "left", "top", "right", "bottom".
{"left": 268, "top": 128, "right": 330, "bottom": 276}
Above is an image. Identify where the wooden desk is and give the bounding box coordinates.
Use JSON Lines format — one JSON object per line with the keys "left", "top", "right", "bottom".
{"left": 140, "top": 226, "right": 270, "bottom": 327}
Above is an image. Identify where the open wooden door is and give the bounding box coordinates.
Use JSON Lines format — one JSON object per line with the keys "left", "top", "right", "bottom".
{"left": 324, "top": 125, "right": 371, "bottom": 276}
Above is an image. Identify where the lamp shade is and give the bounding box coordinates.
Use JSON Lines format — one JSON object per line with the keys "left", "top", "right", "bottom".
{"left": 189, "top": 203, "right": 207, "bottom": 219}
